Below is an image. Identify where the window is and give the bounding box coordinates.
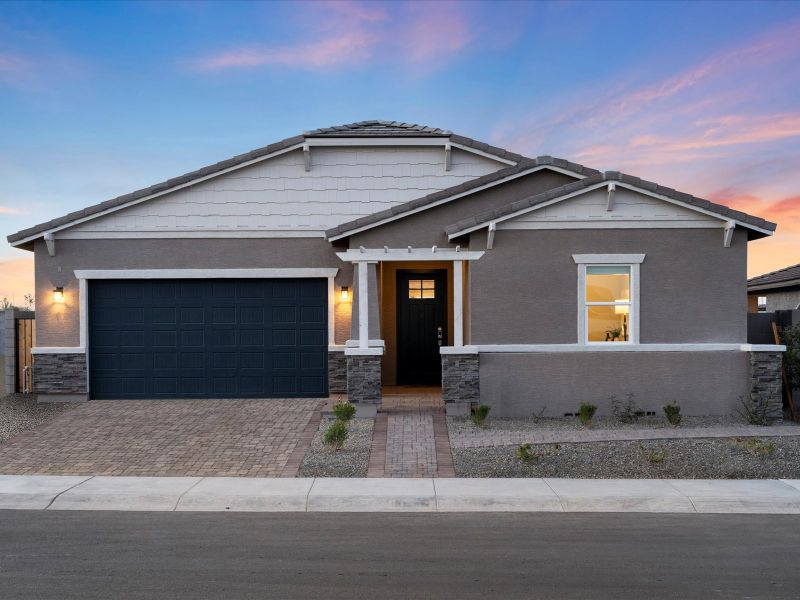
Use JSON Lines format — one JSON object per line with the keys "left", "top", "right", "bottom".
{"left": 586, "top": 266, "right": 631, "bottom": 342}
{"left": 408, "top": 279, "right": 435, "bottom": 299}
{"left": 757, "top": 296, "right": 767, "bottom": 312}
{"left": 573, "top": 254, "right": 643, "bottom": 345}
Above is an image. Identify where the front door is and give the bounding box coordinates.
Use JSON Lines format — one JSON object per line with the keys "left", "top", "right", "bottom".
{"left": 396, "top": 270, "right": 447, "bottom": 385}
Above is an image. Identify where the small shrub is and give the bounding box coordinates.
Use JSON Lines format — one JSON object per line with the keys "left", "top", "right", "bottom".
{"left": 611, "top": 393, "right": 640, "bottom": 424}
{"left": 332, "top": 401, "right": 356, "bottom": 422}
{"left": 323, "top": 419, "right": 348, "bottom": 450}
{"left": 741, "top": 438, "right": 776, "bottom": 456}
{"left": 663, "top": 403, "right": 682, "bottom": 426}
{"left": 517, "top": 443, "right": 543, "bottom": 462}
{"left": 578, "top": 402, "right": 597, "bottom": 426}
{"left": 640, "top": 444, "right": 667, "bottom": 464}
{"left": 531, "top": 405, "right": 547, "bottom": 424}
{"left": 471, "top": 404, "right": 491, "bottom": 427}
{"left": 737, "top": 395, "right": 770, "bottom": 426}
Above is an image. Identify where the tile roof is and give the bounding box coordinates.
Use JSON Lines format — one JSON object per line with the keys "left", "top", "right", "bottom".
{"left": 444, "top": 171, "right": 777, "bottom": 239}
{"left": 7, "top": 120, "right": 526, "bottom": 245}
{"left": 748, "top": 263, "right": 800, "bottom": 289}
{"left": 324, "top": 155, "right": 601, "bottom": 239}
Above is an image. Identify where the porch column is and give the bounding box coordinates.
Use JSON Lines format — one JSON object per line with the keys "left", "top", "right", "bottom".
{"left": 453, "top": 260, "right": 464, "bottom": 347}
{"left": 357, "top": 261, "right": 368, "bottom": 348}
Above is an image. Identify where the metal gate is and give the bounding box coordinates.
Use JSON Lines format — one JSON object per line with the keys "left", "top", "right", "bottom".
{"left": 15, "top": 314, "right": 34, "bottom": 393}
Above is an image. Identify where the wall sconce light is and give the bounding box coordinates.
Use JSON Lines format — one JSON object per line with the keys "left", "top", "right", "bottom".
{"left": 53, "top": 287, "right": 64, "bottom": 303}
{"left": 340, "top": 286, "right": 349, "bottom": 301}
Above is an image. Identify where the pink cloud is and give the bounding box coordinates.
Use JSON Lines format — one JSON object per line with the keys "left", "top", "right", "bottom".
{"left": 0, "top": 205, "right": 20, "bottom": 215}
{"left": 193, "top": 1, "right": 472, "bottom": 72}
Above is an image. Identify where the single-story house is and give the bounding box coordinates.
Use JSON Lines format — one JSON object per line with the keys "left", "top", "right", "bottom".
{"left": 748, "top": 264, "right": 800, "bottom": 312}
{"left": 6, "top": 120, "right": 784, "bottom": 417}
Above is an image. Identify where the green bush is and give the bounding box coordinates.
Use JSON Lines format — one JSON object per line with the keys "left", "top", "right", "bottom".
{"left": 517, "top": 443, "right": 542, "bottom": 462}
{"left": 332, "top": 401, "right": 356, "bottom": 422}
{"left": 578, "top": 402, "right": 597, "bottom": 426}
{"left": 471, "top": 404, "right": 491, "bottom": 427}
{"left": 741, "top": 438, "right": 776, "bottom": 456}
{"left": 323, "top": 419, "right": 348, "bottom": 450}
{"left": 663, "top": 403, "right": 682, "bottom": 426}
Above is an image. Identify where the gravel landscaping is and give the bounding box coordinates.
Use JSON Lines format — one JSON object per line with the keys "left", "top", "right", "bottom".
{"left": 453, "top": 437, "right": 800, "bottom": 479}
{"left": 0, "top": 394, "right": 77, "bottom": 443}
{"left": 298, "top": 417, "right": 374, "bottom": 477}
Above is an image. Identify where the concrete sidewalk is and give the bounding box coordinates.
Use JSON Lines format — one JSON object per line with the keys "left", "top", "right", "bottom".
{"left": 1, "top": 475, "right": 800, "bottom": 513}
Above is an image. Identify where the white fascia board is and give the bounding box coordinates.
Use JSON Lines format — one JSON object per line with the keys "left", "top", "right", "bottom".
{"left": 440, "top": 345, "right": 479, "bottom": 355}
{"left": 498, "top": 220, "right": 723, "bottom": 230}
{"left": 572, "top": 254, "right": 646, "bottom": 264}
{"left": 31, "top": 347, "right": 86, "bottom": 354}
{"left": 344, "top": 347, "right": 384, "bottom": 356}
{"left": 448, "top": 142, "right": 517, "bottom": 165}
{"left": 447, "top": 180, "right": 773, "bottom": 240}
{"left": 9, "top": 143, "right": 305, "bottom": 247}
{"left": 336, "top": 249, "right": 484, "bottom": 262}
{"left": 327, "top": 166, "right": 583, "bottom": 242}
{"left": 74, "top": 268, "right": 339, "bottom": 280}
{"left": 57, "top": 230, "right": 327, "bottom": 240}
{"left": 470, "top": 343, "right": 782, "bottom": 353}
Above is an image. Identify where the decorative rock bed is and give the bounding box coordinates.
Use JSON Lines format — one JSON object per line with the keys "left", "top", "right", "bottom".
{"left": 298, "top": 417, "right": 374, "bottom": 478}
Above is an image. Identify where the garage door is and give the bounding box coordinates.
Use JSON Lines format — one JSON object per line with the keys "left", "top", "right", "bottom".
{"left": 89, "top": 279, "right": 328, "bottom": 399}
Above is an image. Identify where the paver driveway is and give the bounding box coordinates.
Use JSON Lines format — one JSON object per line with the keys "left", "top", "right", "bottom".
{"left": 0, "top": 399, "right": 323, "bottom": 477}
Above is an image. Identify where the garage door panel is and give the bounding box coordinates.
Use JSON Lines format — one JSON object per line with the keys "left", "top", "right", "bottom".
{"left": 89, "top": 278, "right": 328, "bottom": 399}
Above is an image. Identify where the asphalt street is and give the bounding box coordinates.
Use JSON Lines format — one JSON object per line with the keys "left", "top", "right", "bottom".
{"left": 0, "top": 511, "right": 798, "bottom": 599}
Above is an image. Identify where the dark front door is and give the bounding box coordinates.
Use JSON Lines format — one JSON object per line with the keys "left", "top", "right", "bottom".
{"left": 396, "top": 270, "right": 447, "bottom": 385}
{"left": 88, "top": 278, "right": 328, "bottom": 399}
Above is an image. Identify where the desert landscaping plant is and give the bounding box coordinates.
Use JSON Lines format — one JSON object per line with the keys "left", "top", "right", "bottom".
{"left": 780, "top": 324, "right": 800, "bottom": 389}
{"left": 578, "top": 402, "right": 597, "bottom": 426}
{"left": 739, "top": 438, "right": 776, "bottom": 457}
{"left": 323, "top": 419, "right": 349, "bottom": 451}
{"left": 663, "top": 403, "right": 682, "bottom": 426}
{"left": 516, "top": 443, "right": 541, "bottom": 462}
{"left": 332, "top": 401, "right": 356, "bottom": 422}
{"left": 471, "top": 404, "right": 491, "bottom": 427}
{"left": 640, "top": 444, "right": 667, "bottom": 465}
{"left": 530, "top": 405, "right": 547, "bottom": 423}
{"left": 611, "top": 393, "right": 640, "bottom": 423}
{"left": 737, "top": 395, "right": 771, "bottom": 426}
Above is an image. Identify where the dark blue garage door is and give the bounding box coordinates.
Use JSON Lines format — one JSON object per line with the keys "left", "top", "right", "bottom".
{"left": 89, "top": 279, "right": 328, "bottom": 399}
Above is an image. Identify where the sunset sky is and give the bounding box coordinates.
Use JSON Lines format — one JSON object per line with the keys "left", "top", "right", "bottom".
{"left": 1, "top": 0, "right": 799, "bottom": 304}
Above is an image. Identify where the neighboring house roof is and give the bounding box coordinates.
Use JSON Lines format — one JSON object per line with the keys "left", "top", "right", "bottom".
{"left": 748, "top": 263, "right": 800, "bottom": 291}
{"left": 444, "top": 171, "right": 777, "bottom": 240}
{"left": 324, "top": 155, "right": 600, "bottom": 240}
{"left": 7, "top": 120, "right": 523, "bottom": 247}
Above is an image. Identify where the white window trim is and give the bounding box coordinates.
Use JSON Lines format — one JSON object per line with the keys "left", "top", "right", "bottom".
{"left": 574, "top": 256, "right": 642, "bottom": 345}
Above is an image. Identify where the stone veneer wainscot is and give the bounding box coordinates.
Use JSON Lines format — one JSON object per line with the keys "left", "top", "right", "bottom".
{"left": 33, "top": 353, "right": 87, "bottom": 395}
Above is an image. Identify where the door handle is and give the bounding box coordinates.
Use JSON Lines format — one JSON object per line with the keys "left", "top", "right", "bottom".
{"left": 437, "top": 326, "right": 443, "bottom": 346}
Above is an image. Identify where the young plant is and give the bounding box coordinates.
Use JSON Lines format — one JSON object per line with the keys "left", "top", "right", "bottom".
{"left": 323, "top": 419, "right": 348, "bottom": 450}
{"left": 737, "top": 395, "right": 771, "bottom": 426}
{"left": 332, "top": 401, "right": 356, "bottom": 422}
{"left": 578, "top": 402, "right": 597, "bottom": 426}
{"left": 517, "top": 443, "right": 543, "bottom": 462}
{"left": 663, "top": 403, "right": 682, "bottom": 426}
{"left": 740, "top": 438, "right": 776, "bottom": 456}
{"left": 640, "top": 444, "right": 667, "bottom": 465}
{"left": 611, "top": 393, "right": 640, "bottom": 424}
{"left": 530, "top": 405, "right": 547, "bottom": 424}
{"left": 471, "top": 404, "right": 491, "bottom": 427}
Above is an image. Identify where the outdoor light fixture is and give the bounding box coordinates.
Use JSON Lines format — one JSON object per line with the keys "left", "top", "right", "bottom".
{"left": 341, "top": 286, "right": 349, "bottom": 301}
{"left": 53, "top": 287, "right": 64, "bottom": 303}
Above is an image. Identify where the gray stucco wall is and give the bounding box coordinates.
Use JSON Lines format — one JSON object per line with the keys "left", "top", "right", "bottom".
{"left": 34, "top": 237, "right": 352, "bottom": 347}
{"left": 468, "top": 228, "right": 748, "bottom": 344}
{"left": 348, "top": 170, "right": 577, "bottom": 249}
{"left": 480, "top": 351, "right": 750, "bottom": 417}
{"left": 762, "top": 287, "right": 800, "bottom": 311}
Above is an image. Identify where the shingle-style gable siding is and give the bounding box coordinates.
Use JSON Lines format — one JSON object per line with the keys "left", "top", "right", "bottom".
{"left": 61, "top": 147, "right": 506, "bottom": 235}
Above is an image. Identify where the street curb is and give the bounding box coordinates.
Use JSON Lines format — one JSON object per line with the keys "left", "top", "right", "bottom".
{"left": 1, "top": 475, "right": 799, "bottom": 513}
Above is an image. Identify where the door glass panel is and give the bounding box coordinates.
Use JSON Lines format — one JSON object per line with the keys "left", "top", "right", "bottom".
{"left": 408, "top": 279, "right": 436, "bottom": 300}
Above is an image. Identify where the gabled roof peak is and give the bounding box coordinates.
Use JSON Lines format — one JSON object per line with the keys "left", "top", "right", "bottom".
{"left": 304, "top": 120, "right": 452, "bottom": 137}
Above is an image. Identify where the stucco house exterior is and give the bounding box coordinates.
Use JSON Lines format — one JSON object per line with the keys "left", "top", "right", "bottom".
{"left": 6, "top": 121, "right": 784, "bottom": 417}
{"left": 748, "top": 264, "right": 800, "bottom": 313}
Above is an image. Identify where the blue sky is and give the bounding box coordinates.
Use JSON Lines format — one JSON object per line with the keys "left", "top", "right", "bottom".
{"left": 2, "top": 0, "right": 800, "bottom": 301}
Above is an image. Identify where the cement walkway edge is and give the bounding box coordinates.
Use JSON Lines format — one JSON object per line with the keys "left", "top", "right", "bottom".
{"left": 2, "top": 475, "right": 800, "bottom": 513}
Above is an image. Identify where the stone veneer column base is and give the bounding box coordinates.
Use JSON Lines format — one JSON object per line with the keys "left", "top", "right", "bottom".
{"left": 442, "top": 353, "right": 479, "bottom": 417}
{"left": 328, "top": 351, "right": 347, "bottom": 394}
{"left": 33, "top": 353, "right": 88, "bottom": 398}
{"left": 346, "top": 354, "right": 382, "bottom": 408}
{"left": 749, "top": 351, "right": 784, "bottom": 423}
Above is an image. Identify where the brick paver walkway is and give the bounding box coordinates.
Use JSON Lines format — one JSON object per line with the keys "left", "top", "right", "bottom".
{"left": 0, "top": 399, "right": 322, "bottom": 477}
{"left": 368, "top": 388, "right": 455, "bottom": 478}
{"left": 449, "top": 423, "right": 800, "bottom": 449}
